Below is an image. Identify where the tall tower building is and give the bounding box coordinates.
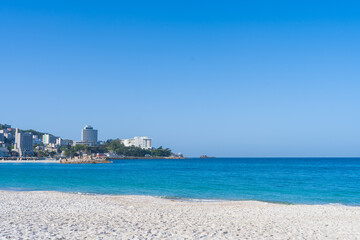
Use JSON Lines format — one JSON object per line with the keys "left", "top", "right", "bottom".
{"left": 14, "top": 129, "right": 33, "bottom": 157}
{"left": 81, "top": 125, "right": 98, "bottom": 146}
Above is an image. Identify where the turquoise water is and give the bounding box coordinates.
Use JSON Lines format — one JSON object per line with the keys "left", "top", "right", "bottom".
{"left": 1, "top": 158, "right": 360, "bottom": 205}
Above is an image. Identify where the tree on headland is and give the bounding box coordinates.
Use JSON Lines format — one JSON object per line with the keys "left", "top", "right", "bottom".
{"left": 0, "top": 124, "right": 176, "bottom": 158}
{"left": 51, "top": 139, "right": 174, "bottom": 158}
{"left": 22, "top": 129, "right": 46, "bottom": 139}
{"left": 150, "top": 147, "right": 172, "bottom": 157}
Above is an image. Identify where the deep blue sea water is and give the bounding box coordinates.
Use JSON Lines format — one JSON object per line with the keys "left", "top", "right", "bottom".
{"left": 1, "top": 158, "right": 360, "bottom": 205}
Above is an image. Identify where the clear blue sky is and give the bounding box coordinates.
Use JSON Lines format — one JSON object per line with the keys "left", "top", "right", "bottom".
{"left": 1, "top": 1, "right": 360, "bottom": 157}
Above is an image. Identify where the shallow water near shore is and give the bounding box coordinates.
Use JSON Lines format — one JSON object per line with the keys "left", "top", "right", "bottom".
{"left": 1, "top": 158, "right": 360, "bottom": 205}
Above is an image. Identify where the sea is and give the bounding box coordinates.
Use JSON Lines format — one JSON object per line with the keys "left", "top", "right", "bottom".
{"left": 1, "top": 158, "right": 360, "bottom": 205}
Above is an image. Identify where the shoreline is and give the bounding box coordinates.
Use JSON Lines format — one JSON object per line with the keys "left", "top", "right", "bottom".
{"left": 0, "top": 189, "right": 358, "bottom": 207}
{"left": 1, "top": 190, "right": 359, "bottom": 239}
{"left": 0, "top": 156, "right": 185, "bottom": 163}
{"left": 0, "top": 160, "right": 58, "bottom": 163}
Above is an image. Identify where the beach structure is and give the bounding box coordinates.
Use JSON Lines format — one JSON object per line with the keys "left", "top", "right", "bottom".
{"left": 14, "top": 128, "right": 33, "bottom": 157}
{"left": 121, "top": 136, "right": 152, "bottom": 149}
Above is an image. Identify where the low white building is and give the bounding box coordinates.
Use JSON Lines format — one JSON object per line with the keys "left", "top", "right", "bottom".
{"left": 55, "top": 138, "right": 72, "bottom": 147}
{"left": 121, "top": 136, "right": 152, "bottom": 150}
{"left": 44, "top": 146, "right": 57, "bottom": 153}
{"left": 72, "top": 141, "right": 92, "bottom": 147}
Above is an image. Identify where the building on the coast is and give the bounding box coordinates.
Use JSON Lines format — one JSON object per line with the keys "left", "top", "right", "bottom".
{"left": 55, "top": 137, "right": 71, "bottom": 147}
{"left": 121, "top": 139, "right": 133, "bottom": 147}
{"left": 44, "top": 146, "right": 57, "bottom": 153}
{"left": 0, "top": 129, "right": 13, "bottom": 141}
{"left": 0, "top": 124, "right": 11, "bottom": 129}
{"left": 81, "top": 125, "right": 98, "bottom": 146}
{"left": 0, "top": 146, "right": 10, "bottom": 157}
{"left": 72, "top": 141, "right": 92, "bottom": 147}
{"left": 62, "top": 139, "right": 72, "bottom": 146}
{"left": 42, "top": 134, "right": 56, "bottom": 145}
{"left": 0, "top": 132, "right": 4, "bottom": 143}
{"left": 46, "top": 143, "right": 56, "bottom": 148}
{"left": 14, "top": 128, "right": 33, "bottom": 157}
{"left": 121, "top": 136, "right": 152, "bottom": 150}
{"left": 32, "top": 135, "right": 42, "bottom": 145}
{"left": 55, "top": 137, "right": 63, "bottom": 147}
{"left": 35, "top": 145, "right": 44, "bottom": 151}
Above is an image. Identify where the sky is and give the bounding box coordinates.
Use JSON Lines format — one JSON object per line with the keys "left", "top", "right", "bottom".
{"left": 1, "top": 0, "right": 360, "bottom": 157}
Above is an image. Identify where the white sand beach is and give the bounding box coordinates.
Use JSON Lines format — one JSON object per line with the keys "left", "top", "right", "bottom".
{"left": 0, "top": 160, "right": 59, "bottom": 163}
{"left": 0, "top": 191, "right": 359, "bottom": 239}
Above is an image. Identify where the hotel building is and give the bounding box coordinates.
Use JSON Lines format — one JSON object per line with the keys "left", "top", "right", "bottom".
{"left": 14, "top": 129, "right": 33, "bottom": 156}
{"left": 42, "top": 134, "right": 56, "bottom": 145}
{"left": 121, "top": 136, "right": 152, "bottom": 150}
{"left": 76, "top": 125, "right": 98, "bottom": 146}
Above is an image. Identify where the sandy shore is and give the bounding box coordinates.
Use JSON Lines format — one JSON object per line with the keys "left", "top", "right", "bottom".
{"left": 0, "top": 191, "right": 359, "bottom": 239}
{"left": 0, "top": 160, "right": 59, "bottom": 163}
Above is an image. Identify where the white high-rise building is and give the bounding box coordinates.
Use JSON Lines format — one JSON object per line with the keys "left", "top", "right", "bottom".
{"left": 55, "top": 137, "right": 63, "bottom": 147}
{"left": 121, "top": 136, "right": 152, "bottom": 150}
{"left": 42, "top": 134, "right": 56, "bottom": 145}
{"left": 134, "top": 137, "right": 152, "bottom": 149}
{"left": 14, "top": 129, "right": 33, "bottom": 157}
{"left": 81, "top": 125, "right": 98, "bottom": 146}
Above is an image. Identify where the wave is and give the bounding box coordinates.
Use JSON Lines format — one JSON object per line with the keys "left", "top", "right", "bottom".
{"left": 0, "top": 188, "right": 359, "bottom": 207}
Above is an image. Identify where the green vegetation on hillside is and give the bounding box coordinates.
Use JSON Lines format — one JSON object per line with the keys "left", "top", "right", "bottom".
{"left": 1, "top": 123, "right": 174, "bottom": 158}
{"left": 59, "top": 139, "right": 173, "bottom": 157}
{"left": 22, "top": 129, "right": 47, "bottom": 138}
{"left": 107, "top": 139, "right": 172, "bottom": 157}
{"left": 0, "top": 124, "right": 11, "bottom": 130}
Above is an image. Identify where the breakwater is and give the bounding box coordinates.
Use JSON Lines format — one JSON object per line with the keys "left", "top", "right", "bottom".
{"left": 60, "top": 157, "right": 111, "bottom": 164}
{"left": 0, "top": 157, "right": 41, "bottom": 161}
{"left": 106, "top": 156, "right": 185, "bottom": 160}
